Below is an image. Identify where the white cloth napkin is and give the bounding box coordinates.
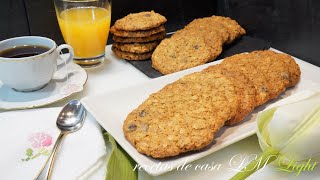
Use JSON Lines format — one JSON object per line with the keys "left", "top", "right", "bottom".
{"left": 0, "top": 107, "right": 107, "bottom": 180}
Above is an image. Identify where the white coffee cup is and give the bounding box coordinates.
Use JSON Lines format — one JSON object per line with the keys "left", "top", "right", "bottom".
{"left": 0, "top": 36, "right": 74, "bottom": 92}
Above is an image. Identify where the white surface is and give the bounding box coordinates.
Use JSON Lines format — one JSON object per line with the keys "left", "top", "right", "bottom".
{"left": 1, "top": 46, "right": 320, "bottom": 179}
{"left": 0, "top": 107, "right": 106, "bottom": 180}
{"left": 0, "top": 62, "right": 87, "bottom": 110}
{"left": 81, "top": 48, "right": 320, "bottom": 176}
{"left": 0, "top": 36, "right": 73, "bottom": 91}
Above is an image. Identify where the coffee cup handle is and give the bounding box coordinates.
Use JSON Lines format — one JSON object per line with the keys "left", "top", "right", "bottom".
{"left": 56, "top": 44, "right": 74, "bottom": 70}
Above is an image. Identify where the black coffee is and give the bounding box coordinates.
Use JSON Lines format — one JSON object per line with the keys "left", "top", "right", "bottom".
{"left": 0, "top": 45, "right": 50, "bottom": 58}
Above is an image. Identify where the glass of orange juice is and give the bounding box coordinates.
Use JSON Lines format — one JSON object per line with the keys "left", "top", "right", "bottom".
{"left": 54, "top": 0, "right": 111, "bottom": 67}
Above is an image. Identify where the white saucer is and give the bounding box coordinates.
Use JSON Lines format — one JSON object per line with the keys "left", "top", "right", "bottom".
{"left": 0, "top": 62, "right": 87, "bottom": 110}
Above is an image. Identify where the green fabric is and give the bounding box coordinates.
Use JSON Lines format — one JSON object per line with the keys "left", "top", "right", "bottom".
{"left": 103, "top": 132, "right": 138, "bottom": 180}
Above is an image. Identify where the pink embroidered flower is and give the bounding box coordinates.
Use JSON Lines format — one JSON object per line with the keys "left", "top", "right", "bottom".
{"left": 28, "top": 132, "right": 53, "bottom": 149}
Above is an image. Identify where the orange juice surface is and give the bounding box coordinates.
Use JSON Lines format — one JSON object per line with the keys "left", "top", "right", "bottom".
{"left": 57, "top": 7, "right": 111, "bottom": 58}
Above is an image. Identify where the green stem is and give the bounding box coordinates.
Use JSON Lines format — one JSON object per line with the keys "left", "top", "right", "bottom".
{"left": 230, "top": 147, "right": 280, "bottom": 180}
{"left": 31, "top": 153, "right": 42, "bottom": 159}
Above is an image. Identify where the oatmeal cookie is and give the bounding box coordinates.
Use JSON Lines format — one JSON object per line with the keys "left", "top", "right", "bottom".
{"left": 221, "top": 53, "right": 271, "bottom": 106}
{"left": 152, "top": 36, "right": 212, "bottom": 74}
{"left": 268, "top": 51, "right": 301, "bottom": 87}
{"left": 112, "top": 46, "right": 152, "bottom": 60}
{"left": 249, "top": 50, "right": 290, "bottom": 99}
{"left": 179, "top": 71, "right": 239, "bottom": 125}
{"left": 172, "top": 28, "right": 223, "bottom": 60}
{"left": 113, "top": 31, "right": 166, "bottom": 43}
{"left": 181, "top": 17, "right": 230, "bottom": 44}
{"left": 113, "top": 41, "right": 159, "bottom": 54}
{"left": 110, "top": 25, "right": 165, "bottom": 38}
{"left": 204, "top": 64, "right": 256, "bottom": 125}
{"left": 123, "top": 74, "right": 236, "bottom": 158}
{"left": 114, "top": 11, "right": 167, "bottom": 31}
{"left": 210, "top": 16, "right": 246, "bottom": 44}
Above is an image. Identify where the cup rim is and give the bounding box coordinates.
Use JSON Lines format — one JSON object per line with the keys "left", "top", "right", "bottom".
{"left": 0, "top": 36, "right": 57, "bottom": 62}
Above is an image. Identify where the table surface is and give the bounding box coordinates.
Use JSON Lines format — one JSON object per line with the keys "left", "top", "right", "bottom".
{"left": 1, "top": 46, "right": 319, "bottom": 180}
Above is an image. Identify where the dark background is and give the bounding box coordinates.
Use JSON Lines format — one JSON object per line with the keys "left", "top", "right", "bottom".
{"left": 1, "top": 0, "right": 320, "bottom": 67}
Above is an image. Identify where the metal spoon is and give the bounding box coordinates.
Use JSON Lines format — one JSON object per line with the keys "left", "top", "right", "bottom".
{"left": 35, "top": 100, "right": 86, "bottom": 180}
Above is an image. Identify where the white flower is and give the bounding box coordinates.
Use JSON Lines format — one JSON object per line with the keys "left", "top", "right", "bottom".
{"left": 231, "top": 90, "right": 320, "bottom": 179}
{"left": 257, "top": 90, "right": 320, "bottom": 162}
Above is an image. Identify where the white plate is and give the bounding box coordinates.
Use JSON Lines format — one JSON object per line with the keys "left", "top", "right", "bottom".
{"left": 81, "top": 49, "right": 320, "bottom": 176}
{"left": 0, "top": 62, "right": 87, "bottom": 110}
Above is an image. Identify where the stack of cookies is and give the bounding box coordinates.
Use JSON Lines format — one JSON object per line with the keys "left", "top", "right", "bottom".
{"left": 123, "top": 50, "right": 301, "bottom": 158}
{"left": 152, "top": 16, "right": 246, "bottom": 74}
{"left": 111, "top": 11, "right": 167, "bottom": 60}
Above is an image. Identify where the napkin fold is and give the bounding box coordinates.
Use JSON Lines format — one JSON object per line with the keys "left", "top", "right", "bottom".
{"left": 0, "top": 107, "right": 106, "bottom": 180}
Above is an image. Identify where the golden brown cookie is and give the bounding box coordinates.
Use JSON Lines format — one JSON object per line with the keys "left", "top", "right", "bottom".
{"left": 113, "top": 31, "right": 166, "bottom": 43}
{"left": 112, "top": 46, "right": 152, "bottom": 60}
{"left": 211, "top": 16, "right": 246, "bottom": 44}
{"left": 221, "top": 53, "right": 271, "bottom": 106}
{"left": 152, "top": 36, "right": 212, "bottom": 74}
{"left": 123, "top": 72, "right": 237, "bottom": 158}
{"left": 172, "top": 28, "right": 223, "bottom": 60}
{"left": 269, "top": 51, "right": 301, "bottom": 87}
{"left": 182, "top": 17, "right": 230, "bottom": 44}
{"left": 204, "top": 64, "right": 256, "bottom": 125}
{"left": 113, "top": 41, "right": 159, "bottom": 54}
{"left": 110, "top": 25, "right": 166, "bottom": 37}
{"left": 179, "top": 71, "right": 239, "bottom": 125}
{"left": 114, "top": 11, "right": 167, "bottom": 31}
{"left": 249, "top": 50, "right": 290, "bottom": 99}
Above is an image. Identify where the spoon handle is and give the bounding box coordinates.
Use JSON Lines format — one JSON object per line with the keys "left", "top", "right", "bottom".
{"left": 35, "top": 132, "right": 66, "bottom": 180}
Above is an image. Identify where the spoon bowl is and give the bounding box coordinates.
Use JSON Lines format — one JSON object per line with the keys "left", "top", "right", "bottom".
{"left": 57, "top": 99, "right": 86, "bottom": 132}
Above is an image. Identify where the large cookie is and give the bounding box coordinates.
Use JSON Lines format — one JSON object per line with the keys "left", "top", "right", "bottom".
{"left": 181, "top": 17, "right": 230, "bottom": 44}
{"left": 114, "top": 11, "right": 167, "bottom": 31}
{"left": 221, "top": 53, "right": 271, "bottom": 106}
{"left": 123, "top": 73, "right": 236, "bottom": 158}
{"left": 152, "top": 36, "right": 212, "bottom": 74}
{"left": 172, "top": 28, "right": 223, "bottom": 60}
{"left": 268, "top": 51, "right": 301, "bottom": 87}
{"left": 112, "top": 46, "right": 152, "bottom": 60}
{"left": 179, "top": 71, "right": 239, "bottom": 125}
{"left": 113, "top": 41, "right": 159, "bottom": 54}
{"left": 113, "top": 31, "right": 166, "bottom": 43}
{"left": 211, "top": 16, "right": 246, "bottom": 44}
{"left": 110, "top": 25, "right": 165, "bottom": 38}
{"left": 204, "top": 65, "right": 256, "bottom": 125}
{"left": 249, "top": 50, "right": 290, "bottom": 99}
